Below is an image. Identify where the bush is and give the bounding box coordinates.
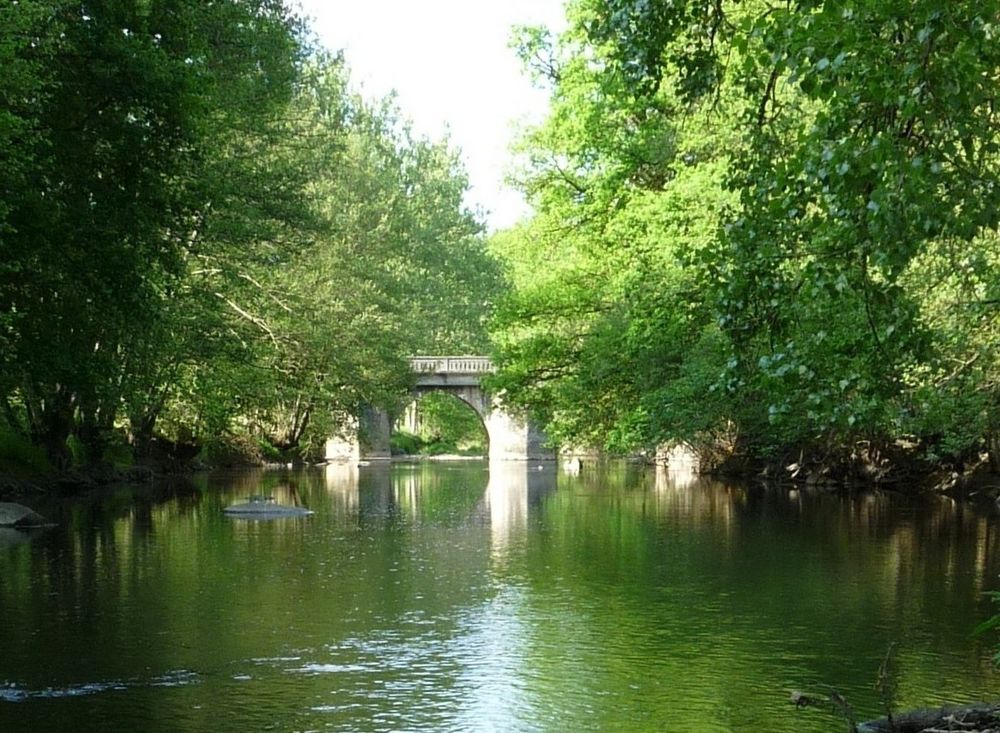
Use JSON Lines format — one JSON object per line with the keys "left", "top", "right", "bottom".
{"left": 425, "top": 439, "right": 459, "bottom": 456}
{"left": 199, "top": 434, "right": 263, "bottom": 467}
{"left": 390, "top": 431, "right": 422, "bottom": 456}
{"left": 0, "top": 425, "right": 52, "bottom": 475}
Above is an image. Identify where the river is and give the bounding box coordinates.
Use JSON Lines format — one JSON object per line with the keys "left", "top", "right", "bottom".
{"left": 1, "top": 461, "right": 998, "bottom": 732}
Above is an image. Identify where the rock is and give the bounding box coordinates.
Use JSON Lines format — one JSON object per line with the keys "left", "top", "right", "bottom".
{"left": 0, "top": 502, "right": 49, "bottom": 527}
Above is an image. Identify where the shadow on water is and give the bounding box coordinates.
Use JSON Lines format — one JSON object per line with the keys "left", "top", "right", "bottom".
{"left": 0, "top": 461, "right": 998, "bottom": 732}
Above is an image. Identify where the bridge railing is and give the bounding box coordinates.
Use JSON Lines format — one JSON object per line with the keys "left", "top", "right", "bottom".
{"left": 410, "top": 356, "right": 494, "bottom": 374}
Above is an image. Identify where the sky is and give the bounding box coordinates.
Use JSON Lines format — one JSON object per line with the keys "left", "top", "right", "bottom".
{"left": 293, "top": 0, "right": 567, "bottom": 231}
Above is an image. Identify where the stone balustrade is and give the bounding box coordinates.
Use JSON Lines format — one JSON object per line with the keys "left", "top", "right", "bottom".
{"left": 409, "top": 356, "right": 495, "bottom": 374}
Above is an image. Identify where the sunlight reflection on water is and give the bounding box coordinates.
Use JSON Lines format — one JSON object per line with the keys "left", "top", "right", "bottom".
{"left": 1, "top": 463, "right": 998, "bottom": 733}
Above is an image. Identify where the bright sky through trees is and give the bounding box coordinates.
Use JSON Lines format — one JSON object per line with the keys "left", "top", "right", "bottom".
{"left": 293, "top": 0, "right": 566, "bottom": 230}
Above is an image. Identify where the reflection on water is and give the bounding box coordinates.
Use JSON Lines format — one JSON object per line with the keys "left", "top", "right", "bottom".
{"left": 656, "top": 460, "right": 700, "bottom": 491}
{"left": 487, "top": 463, "right": 557, "bottom": 561}
{"left": 324, "top": 462, "right": 360, "bottom": 517}
{"left": 1, "top": 463, "right": 999, "bottom": 732}
{"left": 0, "top": 527, "right": 40, "bottom": 550}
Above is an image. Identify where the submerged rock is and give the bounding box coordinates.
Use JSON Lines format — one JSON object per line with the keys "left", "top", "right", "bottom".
{"left": 0, "top": 502, "right": 48, "bottom": 527}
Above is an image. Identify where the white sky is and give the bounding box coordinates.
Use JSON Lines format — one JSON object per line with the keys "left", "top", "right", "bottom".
{"left": 293, "top": 0, "right": 566, "bottom": 231}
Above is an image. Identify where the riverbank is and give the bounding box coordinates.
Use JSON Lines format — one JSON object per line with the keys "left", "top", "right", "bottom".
{"left": 0, "top": 465, "right": 157, "bottom": 501}
{"left": 0, "top": 452, "right": 486, "bottom": 500}
{"left": 677, "top": 437, "right": 1000, "bottom": 500}
{"left": 5, "top": 455, "right": 1000, "bottom": 504}
{"left": 389, "top": 453, "right": 485, "bottom": 462}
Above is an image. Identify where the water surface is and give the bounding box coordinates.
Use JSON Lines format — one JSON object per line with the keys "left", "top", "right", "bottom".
{"left": 1, "top": 462, "right": 998, "bottom": 731}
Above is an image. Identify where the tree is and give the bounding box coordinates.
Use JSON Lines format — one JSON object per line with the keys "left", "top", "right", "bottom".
{"left": 0, "top": 0, "right": 304, "bottom": 467}
{"left": 149, "top": 58, "right": 504, "bottom": 459}
{"left": 492, "top": 0, "right": 1000, "bottom": 475}
{"left": 490, "top": 4, "right": 738, "bottom": 456}
{"left": 705, "top": 0, "right": 1000, "bottom": 467}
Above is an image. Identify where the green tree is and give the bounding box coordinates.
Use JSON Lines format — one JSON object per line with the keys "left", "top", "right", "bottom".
{"left": 492, "top": 0, "right": 1000, "bottom": 475}
{"left": 705, "top": 0, "right": 1000, "bottom": 468}
{"left": 0, "top": 0, "right": 304, "bottom": 467}
{"left": 394, "top": 392, "right": 487, "bottom": 456}
{"left": 150, "top": 58, "right": 504, "bottom": 460}
{"left": 490, "top": 4, "right": 737, "bottom": 457}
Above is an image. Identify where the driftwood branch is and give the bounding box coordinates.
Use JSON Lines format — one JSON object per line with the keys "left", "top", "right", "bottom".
{"left": 791, "top": 692, "right": 1000, "bottom": 733}
{"left": 857, "top": 703, "right": 1000, "bottom": 733}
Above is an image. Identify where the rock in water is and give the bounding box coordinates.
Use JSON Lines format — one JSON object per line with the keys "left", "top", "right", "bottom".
{"left": 0, "top": 502, "right": 48, "bottom": 527}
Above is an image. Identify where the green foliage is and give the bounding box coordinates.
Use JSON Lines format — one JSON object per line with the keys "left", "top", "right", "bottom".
{"left": 171, "top": 58, "right": 502, "bottom": 458}
{"left": 707, "top": 0, "right": 1000, "bottom": 461}
{"left": 491, "top": 0, "right": 1000, "bottom": 474}
{"left": 974, "top": 592, "right": 1000, "bottom": 666}
{"left": 390, "top": 431, "right": 423, "bottom": 456}
{"left": 393, "top": 393, "right": 487, "bottom": 456}
{"left": 490, "top": 9, "right": 739, "bottom": 456}
{"left": 197, "top": 434, "right": 265, "bottom": 468}
{"left": 0, "top": 424, "right": 51, "bottom": 476}
{"left": 0, "top": 6, "right": 502, "bottom": 472}
{"left": 0, "top": 0, "right": 306, "bottom": 467}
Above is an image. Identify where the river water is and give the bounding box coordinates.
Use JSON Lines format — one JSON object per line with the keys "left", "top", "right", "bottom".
{"left": 1, "top": 461, "right": 998, "bottom": 732}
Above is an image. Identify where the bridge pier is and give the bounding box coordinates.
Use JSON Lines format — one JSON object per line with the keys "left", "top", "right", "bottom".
{"left": 484, "top": 409, "right": 552, "bottom": 462}
{"left": 324, "top": 406, "right": 392, "bottom": 462}
{"left": 325, "top": 356, "right": 555, "bottom": 463}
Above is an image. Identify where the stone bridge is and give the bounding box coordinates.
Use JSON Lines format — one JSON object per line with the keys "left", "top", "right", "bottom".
{"left": 325, "top": 356, "right": 553, "bottom": 463}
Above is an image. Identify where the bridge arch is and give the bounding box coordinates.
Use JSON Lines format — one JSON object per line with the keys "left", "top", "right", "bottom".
{"left": 324, "top": 356, "right": 554, "bottom": 463}
{"left": 396, "top": 390, "right": 489, "bottom": 456}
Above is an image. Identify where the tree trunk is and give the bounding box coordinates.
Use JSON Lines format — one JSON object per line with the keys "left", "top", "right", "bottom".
{"left": 77, "top": 414, "right": 109, "bottom": 468}
{"left": 987, "top": 431, "right": 1000, "bottom": 474}
{"left": 129, "top": 411, "right": 158, "bottom": 460}
{"left": 31, "top": 398, "right": 74, "bottom": 470}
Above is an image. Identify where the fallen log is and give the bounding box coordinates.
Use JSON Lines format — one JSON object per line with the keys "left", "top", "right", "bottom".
{"left": 791, "top": 691, "right": 1000, "bottom": 733}
{"left": 857, "top": 703, "right": 1000, "bottom": 733}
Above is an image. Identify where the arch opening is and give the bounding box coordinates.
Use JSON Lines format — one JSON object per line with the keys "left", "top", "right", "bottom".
{"left": 325, "top": 356, "right": 556, "bottom": 463}
{"left": 391, "top": 391, "right": 489, "bottom": 458}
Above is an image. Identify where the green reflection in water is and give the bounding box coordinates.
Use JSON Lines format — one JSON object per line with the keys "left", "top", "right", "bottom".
{"left": 0, "top": 462, "right": 998, "bottom": 732}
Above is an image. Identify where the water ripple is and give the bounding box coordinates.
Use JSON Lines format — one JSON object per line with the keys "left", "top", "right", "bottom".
{"left": 0, "top": 670, "right": 199, "bottom": 703}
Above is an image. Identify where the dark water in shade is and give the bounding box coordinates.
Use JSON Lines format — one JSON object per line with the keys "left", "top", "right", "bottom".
{"left": 1, "top": 461, "right": 999, "bottom": 732}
